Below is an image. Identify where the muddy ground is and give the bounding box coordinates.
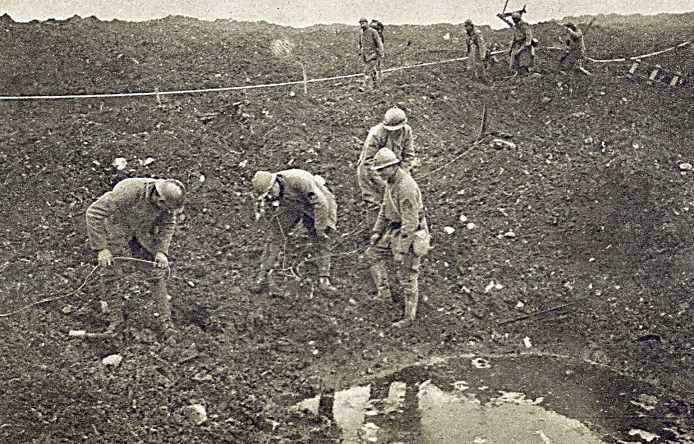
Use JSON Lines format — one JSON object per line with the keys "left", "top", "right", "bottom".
{"left": 0, "top": 13, "right": 693, "bottom": 443}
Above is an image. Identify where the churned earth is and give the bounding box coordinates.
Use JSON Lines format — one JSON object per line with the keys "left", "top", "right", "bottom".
{"left": 0, "top": 12, "right": 692, "bottom": 443}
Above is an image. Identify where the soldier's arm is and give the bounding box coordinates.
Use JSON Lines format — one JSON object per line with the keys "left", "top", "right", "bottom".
{"left": 85, "top": 191, "right": 121, "bottom": 251}
{"left": 152, "top": 211, "right": 176, "bottom": 255}
{"left": 360, "top": 129, "right": 383, "bottom": 165}
{"left": 400, "top": 127, "right": 416, "bottom": 171}
{"left": 396, "top": 194, "right": 419, "bottom": 254}
{"left": 523, "top": 23, "right": 533, "bottom": 46}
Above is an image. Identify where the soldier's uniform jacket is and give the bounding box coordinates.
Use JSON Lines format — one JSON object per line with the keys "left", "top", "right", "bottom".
{"left": 86, "top": 178, "right": 176, "bottom": 255}
{"left": 274, "top": 169, "right": 337, "bottom": 232}
{"left": 358, "top": 26, "right": 385, "bottom": 61}
{"left": 359, "top": 123, "right": 416, "bottom": 171}
{"left": 511, "top": 20, "right": 533, "bottom": 52}
{"left": 373, "top": 168, "right": 428, "bottom": 255}
{"left": 566, "top": 28, "right": 585, "bottom": 57}
{"left": 466, "top": 28, "right": 488, "bottom": 61}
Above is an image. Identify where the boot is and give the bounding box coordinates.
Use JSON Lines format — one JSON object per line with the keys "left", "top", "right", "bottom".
{"left": 319, "top": 277, "right": 337, "bottom": 293}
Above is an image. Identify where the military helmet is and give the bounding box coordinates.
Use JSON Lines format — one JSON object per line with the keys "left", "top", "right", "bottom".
{"left": 252, "top": 171, "right": 277, "bottom": 196}
{"left": 371, "top": 147, "right": 401, "bottom": 171}
{"left": 464, "top": 18, "right": 473, "bottom": 26}
{"left": 382, "top": 107, "right": 408, "bottom": 131}
{"left": 359, "top": 17, "right": 368, "bottom": 23}
{"left": 511, "top": 12, "right": 521, "bottom": 20}
{"left": 155, "top": 179, "right": 186, "bottom": 210}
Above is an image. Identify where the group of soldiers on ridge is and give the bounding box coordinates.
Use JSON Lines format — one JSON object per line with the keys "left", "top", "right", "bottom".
{"left": 357, "top": 12, "right": 587, "bottom": 89}
{"left": 82, "top": 14, "right": 588, "bottom": 339}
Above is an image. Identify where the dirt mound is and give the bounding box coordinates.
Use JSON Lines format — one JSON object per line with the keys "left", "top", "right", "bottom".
{"left": 0, "top": 15, "right": 693, "bottom": 442}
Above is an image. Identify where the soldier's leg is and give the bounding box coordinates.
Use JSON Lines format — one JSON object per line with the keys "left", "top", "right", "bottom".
{"left": 100, "top": 262, "right": 126, "bottom": 334}
{"left": 394, "top": 254, "right": 421, "bottom": 326}
{"left": 255, "top": 209, "right": 301, "bottom": 293}
{"left": 366, "top": 236, "right": 393, "bottom": 301}
{"left": 303, "top": 216, "right": 336, "bottom": 292}
{"left": 130, "top": 238, "right": 174, "bottom": 330}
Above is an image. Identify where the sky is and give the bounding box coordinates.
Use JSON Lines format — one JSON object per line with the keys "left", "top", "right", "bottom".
{"left": 2, "top": 0, "right": 693, "bottom": 27}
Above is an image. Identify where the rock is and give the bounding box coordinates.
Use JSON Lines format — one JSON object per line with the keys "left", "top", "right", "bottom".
{"left": 523, "top": 337, "right": 532, "bottom": 348}
{"left": 102, "top": 354, "right": 123, "bottom": 367}
{"left": 583, "top": 137, "right": 593, "bottom": 145}
{"left": 679, "top": 162, "right": 692, "bottom": 171}
{"left": 142, "top": 157, "right": 155, "bottom": 166}
{"left": 490, "top": 139, "right": 517, "bottom": 150}
{"left": 541, "top": 96, "right": 552, "bottom": 104}
{"left": 466, "top": 222, "right": 476, "bottom": 230}
{"left": 61, "top": 304, "right": 76, "bottom": 314}
{"left": 112, "top": 157, "right": 127, "bottom": 170}
{"left": 443, "top": 226, "right": 455, "bottom": 235}
{"left": 459, "top": 214, "right": 468, "bottom": 223}
{"left": 182, "top": 404, "right": 207, "bottom": 425}
{"left": 504, "top": 230, "right": 516, "bottom": 238}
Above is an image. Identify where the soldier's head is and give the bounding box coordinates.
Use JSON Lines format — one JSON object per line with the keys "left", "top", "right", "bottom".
{"left": 382, "top": 107, "right": 407, "bottom": 132}
{"left": 359, "top": 17, "right": 368, "bottom": 30}
{"left": 563, "top": 22, "right": 577, "bottom": 32}
{"left": 252, "top": 171, "right": 279, "bottom": 200}
{"left": 464, "top": 19, "right": 474, "bottom": 32}
{"left": 371, "top": 147, "right": 401, "bottom": 180}
{"left": 153, "top": 179, "right": 186, "bottom": 212}
{"left": 511, "top": 12, "right": 521, "bottom": 23}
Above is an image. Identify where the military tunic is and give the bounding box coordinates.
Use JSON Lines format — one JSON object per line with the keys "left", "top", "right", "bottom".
{"left": 466, "top": 28, "right": 489, "bottom": 81}
{"left": 357, "top": 123, "right": 416, "bottom": 204}
{"left": 259, "top": 169, "right": 337, "bottom": 278}
{"left": 510, "top": 20, "right": 535, "bottom": 70}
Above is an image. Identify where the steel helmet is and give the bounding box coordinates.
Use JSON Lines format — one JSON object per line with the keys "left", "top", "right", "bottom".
{"left": 382, "top": 107, "right": 407, "bottom": 131}
{"left": 511, "top": 12, "right": 521, "bottom": 20}
{"left": 359, "top": 17, "right": 368, "bottom": 23}
{"left": 371, "top": 147, "right": 400, "bottom": 171}
{"left": 464, "top": 19, "right": 473, "bottom": 26}
{"left": 252, "top": 171, "right": 277, "bottom": 196}
{"left": 154, "top": 179, "right": 186, "bottom": 210}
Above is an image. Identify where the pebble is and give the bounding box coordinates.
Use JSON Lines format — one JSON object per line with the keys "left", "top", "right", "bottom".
{"left": 102, "top": 354, "right": 123, "bottom": 367}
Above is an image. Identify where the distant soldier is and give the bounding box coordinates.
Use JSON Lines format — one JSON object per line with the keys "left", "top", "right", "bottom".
{"left": 358, "top": 17, "right": 385, "bottom": 90}
{"left": 357, "top": 107, "right": 416, "bottom": 206}
{"left": 560, "top": 22, "right": 586, "bottom": 71}
{"left": 251, "top": 169, "right": 338, "bottom": 295}
{"left": 464, "top": 19, "right": 489, "bottom": 83}
{"left": 367, "top": 148, "right": 430, "bottom": 327}
{"left": 86, "top": 178, "right": 185, "bottom": 337}
{"left": 509, "top": 12, "right": 535, "bottom": 75}
{"left": 370, "top": 19, "right": 385, "bottom": 83}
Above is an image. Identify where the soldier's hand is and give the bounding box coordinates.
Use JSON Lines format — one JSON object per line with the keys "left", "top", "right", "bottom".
{"left": 154, "top": 252, "right": 169, "bottom": 269}
{"left": 370, "top": 233, "right": 381, "bottom": 245}
{"left": 97, "top": 249, "right": 113, "bottom": 267}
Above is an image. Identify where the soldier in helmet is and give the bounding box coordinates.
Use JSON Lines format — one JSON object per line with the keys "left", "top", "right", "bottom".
{"left": 358, "top": 17, "right": 385, "bottom": 90}
{"left": 357, "top": 107, "right": 416, "bottom": 207}
{"left": 367, "top": 147, "right": 430, "bottom": 328}
{"left": 85, "top": 177, "right": 185, "bottom": 337}
{"left": 509, "top": 11, "right": 535, "bottom": 75}
{"left": 251, "top": 169, "right": 338, "bottom": 295}
{"left": 464, "top": 19, "right": 489, "bottom": 83}
{"left": 560, "top": 22, "right": 586, "bottom": 72}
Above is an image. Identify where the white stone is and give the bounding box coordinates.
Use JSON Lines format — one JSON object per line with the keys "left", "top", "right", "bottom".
{"left": 459, "top": 214, "right": 468, "bottom": 223}
{"left": 102, "top": 354, "right": 123, "bottom": 367}
{"left": 679, "top": 162, "right": 692, "bottom": 171}
{"left": 183, "top": 404, "right": 207, "bottom": 425}
{"left": 443, "top": 226, "right": 456, "bottom": 235}
{"left": 112, "top": 157, "right": 127, "bottom": 170}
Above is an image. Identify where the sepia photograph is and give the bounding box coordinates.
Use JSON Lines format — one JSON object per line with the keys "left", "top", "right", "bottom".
{"left": 0, "top": 0, "right": 692, "bottom": 442}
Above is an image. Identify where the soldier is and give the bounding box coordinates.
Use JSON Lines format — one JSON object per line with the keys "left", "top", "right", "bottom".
{"left": 367, "top": 148, "right": 430, "bottom": 328}
{"left": 357, "top": 107, "right": 416, "bottom": 207}
{"left": 85, "top": 177, "right": 185, "bottom": 337}
{"left": 358, "top": 17, "right": 384, "bottom": 90}
{"left": 509, "top": 12, "right": 535, "bottom": 75}
{"left": 560, "top": 22, "right": 586, "bottom": 72}
{"left": 464, "top": 19, "right": 489, "bottom": 83}
{"left": 251, "top": 169, "right": 338, "bottom": 295}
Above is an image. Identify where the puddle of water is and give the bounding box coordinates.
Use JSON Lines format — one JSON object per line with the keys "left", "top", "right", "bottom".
{"left": 293, "top": 354, "right": 692, "bottom": 443}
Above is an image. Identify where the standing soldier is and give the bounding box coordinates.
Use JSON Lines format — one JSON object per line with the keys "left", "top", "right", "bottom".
{"left": 251, "top": 168, "right": 338, "bottom": 295}
{"left": 464, "top": 19, "right": 489, "bottom": 83}
{"left": 85, "top": 178, "right": 185, "bottom": 337}
{"left": 357, "top": 107, "right": 416, "bottom": 206}
{"left": 358, "top": 17, "right": 384, "bottom": 90}
{"left": 560, "top": 22, "right": 586, "bottom": 72}
{"left": 367, "top": 148, "right": 430, "bottom": 328}
{"left": 370, "top": 19, "right": 385, "bottom": 84}
{"left": 509, "top": 12, "right": 535, "bottom": 75}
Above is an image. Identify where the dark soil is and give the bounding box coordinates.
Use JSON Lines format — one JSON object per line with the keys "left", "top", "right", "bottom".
{"left": 0, "top": 13, "right": 692, "bottom": 443}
